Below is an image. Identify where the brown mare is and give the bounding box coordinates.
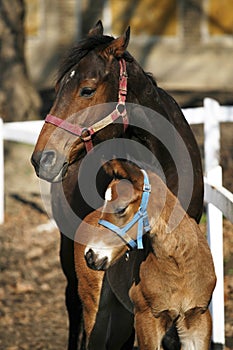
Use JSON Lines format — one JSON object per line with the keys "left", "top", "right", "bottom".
{"left": 31, "top": 21, "right": 204, "bottom": 349}
{"left": 78, "top": 159, "right": 216, "bottom": 350}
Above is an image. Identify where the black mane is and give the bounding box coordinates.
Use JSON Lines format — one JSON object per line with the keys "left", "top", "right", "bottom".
{"left": 57, "top": 34, "right": 134, "bottom": 84}
{"left": 57, "top": 35, "right": 115, "bottom": 83}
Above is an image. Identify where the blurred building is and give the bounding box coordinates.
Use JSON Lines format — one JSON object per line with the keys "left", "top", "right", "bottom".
{"left": 25, "top": 0, "right": 233, "bottom": 91}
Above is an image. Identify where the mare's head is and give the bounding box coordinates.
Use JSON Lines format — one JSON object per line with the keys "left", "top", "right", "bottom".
{"left": 31, "top": 21, "right": 135, "bottom": 182}
{"left": 83, "top": 159, "right": 153, "bottom": 270}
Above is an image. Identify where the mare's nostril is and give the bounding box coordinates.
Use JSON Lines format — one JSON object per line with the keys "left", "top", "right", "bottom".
{"left": 31, "top": 150, "right": 68, "bottom": 182}
{"left": 40, "top": 150, "right": 57, "bottom": 168}
{"left": 31, "top": 152, "right": 40, "bottom": 166}
{"left": 31, "top": 151, "right": 43, "bottom": 173}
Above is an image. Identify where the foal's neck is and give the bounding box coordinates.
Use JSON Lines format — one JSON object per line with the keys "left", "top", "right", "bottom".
{"left": 147, "top": 173, "right": 198, "bottom": 259}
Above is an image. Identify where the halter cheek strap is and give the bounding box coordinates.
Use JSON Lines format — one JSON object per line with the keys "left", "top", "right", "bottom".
{"left": 118, "top": 59, "right": 128, "bottom": 131}
{"left": 45, "top": 58, "right": 128, "bottom": 153}
{"left": 98, "top": 169, "right": 151, "bottom": 250}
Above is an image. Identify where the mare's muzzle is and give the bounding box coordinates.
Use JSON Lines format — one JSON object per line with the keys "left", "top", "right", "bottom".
{"left": 31, "top": 150, "right": 68, "bottom": 182}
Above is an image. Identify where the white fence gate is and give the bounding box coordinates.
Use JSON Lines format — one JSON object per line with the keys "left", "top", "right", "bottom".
{"left": 1, "top": 98, "right": 233, "bottom": 348}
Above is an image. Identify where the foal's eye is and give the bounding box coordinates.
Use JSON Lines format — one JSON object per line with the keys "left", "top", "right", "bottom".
{"left": 80, "top": 87, "right": 96, "bottom": 98}
{"left": 115, "top": 207, "right": 127, "bottom": 216}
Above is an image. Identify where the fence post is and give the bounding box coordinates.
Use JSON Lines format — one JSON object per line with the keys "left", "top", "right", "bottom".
{"left": 204, "top": 98, "right": 225, "bottom": 348}
{"left": 0, "top": 118, "right": 4, "bottom": 224}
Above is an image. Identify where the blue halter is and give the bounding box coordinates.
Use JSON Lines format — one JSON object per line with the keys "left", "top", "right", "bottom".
{"left": 98, "top": 169, "right": 151, "bottom": 250}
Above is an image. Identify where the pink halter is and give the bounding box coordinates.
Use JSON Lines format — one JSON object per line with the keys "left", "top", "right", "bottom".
{"left": 45, "top": 59, "right": 128, "bottom": 152}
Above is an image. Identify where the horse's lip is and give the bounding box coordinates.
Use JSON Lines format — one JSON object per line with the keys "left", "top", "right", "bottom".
{"left": 96, "top": 256, "right": 109, "bottom": 271}
{"left": 37, "top": 162, "right": 69, "bottom": 183}
{"left": 51, "top": 163, "right": 69, "bottom": 182}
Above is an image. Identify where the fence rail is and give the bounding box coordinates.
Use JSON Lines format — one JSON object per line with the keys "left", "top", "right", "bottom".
{"left": 204, "top": 177, "right": 233, "bottom": 223}
{"left": 1, "top": 98, "right": 233, "bottom": 348}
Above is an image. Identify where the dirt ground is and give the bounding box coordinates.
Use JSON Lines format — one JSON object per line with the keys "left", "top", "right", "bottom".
{"left": 0, "top": 119, "right": 233, "bottom": 349}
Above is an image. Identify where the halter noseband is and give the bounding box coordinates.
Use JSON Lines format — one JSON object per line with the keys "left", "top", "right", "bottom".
{"left": 45, "top": 59, "right": 128, "bottom": 152}
{"left": 98, "top": 169, "right": 151, "bottom": 250}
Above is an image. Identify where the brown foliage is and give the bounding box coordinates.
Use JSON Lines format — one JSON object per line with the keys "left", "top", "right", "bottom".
{"left": 0, "top": 0, "right": 41, "bottom": 121}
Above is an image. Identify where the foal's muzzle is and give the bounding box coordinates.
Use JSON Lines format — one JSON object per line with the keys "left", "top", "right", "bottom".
{"left": 85, "top": 248, "right": 109, "bottom": 271}
{"left": 31, "top": 150, "right": 68, "bottom": 182}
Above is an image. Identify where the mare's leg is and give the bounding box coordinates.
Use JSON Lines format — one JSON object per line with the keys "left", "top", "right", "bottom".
{"left": 60, "top": 234, "right": 83, "bottom": 350}
{"left": 177, "top": 309, "right": 212, "bottom": 350}
{"left": 87, "top": 276, "right": 135, "bottom": 350}
{"left": 106, "top": 292, "right": 134, "bottom": 350}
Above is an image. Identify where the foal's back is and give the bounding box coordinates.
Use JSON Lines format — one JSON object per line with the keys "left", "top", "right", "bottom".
{"left": 129, "top": 171, "right": 216, "bottom": 349}
{"left": 134, "top": 171, "right": 216, "bottom": 315}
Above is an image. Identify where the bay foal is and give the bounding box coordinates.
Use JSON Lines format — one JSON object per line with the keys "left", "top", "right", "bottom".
{"left": 76, "top": 160, "right": 216, "bottom": 349}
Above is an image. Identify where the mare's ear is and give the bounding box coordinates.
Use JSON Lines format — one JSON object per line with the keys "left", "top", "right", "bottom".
{"left": 102, "top": 27, "right": 130, "bottom": 59}
{"left": 88, "top": 20, "right": 104, "bottom": 36}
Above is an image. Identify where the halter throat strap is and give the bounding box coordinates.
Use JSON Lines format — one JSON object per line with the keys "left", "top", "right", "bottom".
{"left": 98, "top": 169, "right": 151, "bottom": 250}
{"left": 45, "top": 58, "right": 128, "bottom": 153}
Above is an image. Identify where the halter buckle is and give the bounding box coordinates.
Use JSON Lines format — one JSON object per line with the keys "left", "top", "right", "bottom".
{"left": 120, "top": 72, "right": 128, "bottom": 78}
{"left": 80, "top": 128, "right": 92, "bottom": 142}
{"left": 116, "top": 103, "right": 126, "bottom": 114}
{"left": 143, "top": 183, "right": 151, "bottom": 193}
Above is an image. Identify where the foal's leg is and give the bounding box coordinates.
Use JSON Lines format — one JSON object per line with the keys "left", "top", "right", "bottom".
{"left": 60, "top": 234, "right": 83, "bottom": 350}
{"left": 177, "top": 309, "right": 212, "bottom": 350}
{"left": 134, "top": 309, "right": 165, "bottom": 350}
{"left": 74, "top": 242, "right": 105, "bottom": 349}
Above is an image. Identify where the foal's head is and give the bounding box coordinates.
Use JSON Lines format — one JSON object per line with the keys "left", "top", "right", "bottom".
{"left": 101, "top": 159, "right": 144, "bottom": 226}
{"left": 83, "top": 159, "right": 153, "bottom": 270}
{"left": 82, "top": 159, "right": 182, "bottom": 270}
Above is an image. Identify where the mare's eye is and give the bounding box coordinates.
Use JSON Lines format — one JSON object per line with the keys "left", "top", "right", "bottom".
{"left": 115, "top": 207, "right": 127, "bottom": 216}
{"left": 80, "top": 87, "right": 96, "bottom": 98}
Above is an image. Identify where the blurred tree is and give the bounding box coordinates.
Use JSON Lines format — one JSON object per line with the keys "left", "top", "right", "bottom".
{"left": 0, "top": 0, "right": 41, "bottom": 121}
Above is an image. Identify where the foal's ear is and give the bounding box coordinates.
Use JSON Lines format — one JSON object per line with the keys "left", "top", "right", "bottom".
{"left": 88, "top": 20, "right": 104, "bottom": 36}
{"left": 102, "top": 159, "right": 127, "bottom": 179}
{"left": 102, "top": 161, "right": 114, "bottom": 178}
{"left": 102, "top": 27, "right": 130, "bottom": 59}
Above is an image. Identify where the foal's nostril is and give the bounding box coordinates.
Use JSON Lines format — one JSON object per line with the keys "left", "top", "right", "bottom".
{"left": 40, "top": 150, "right": 57, "bottom": 168}
{"left": 85, "top": 249, "right": 95, "bottom": 265}
{"left": 85, "top": 248, "right": 109, "bottom": 271}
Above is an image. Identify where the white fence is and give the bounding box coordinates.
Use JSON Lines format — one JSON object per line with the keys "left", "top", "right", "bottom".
{"left": 1, "top": 98, "right": 233, "bottom": 347}
{"left": 184, "top": 98, "right": 233, "bottom": 347}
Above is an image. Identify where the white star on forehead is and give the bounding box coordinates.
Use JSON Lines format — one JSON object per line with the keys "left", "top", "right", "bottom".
{"left": 70, "top": 70, "right": 75, "bottom": 78}
{"left": 105, "top": 187, "right": 112, "bottom": 201}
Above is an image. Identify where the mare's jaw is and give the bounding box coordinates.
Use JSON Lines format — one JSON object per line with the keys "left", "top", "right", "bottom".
{"left": 31, "top": 150, "right": 69, "bottom": 183}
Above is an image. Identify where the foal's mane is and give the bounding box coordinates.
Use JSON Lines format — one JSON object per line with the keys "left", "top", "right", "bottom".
{"left": 104, "top": 158, "right": 162, "bottom": 184}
